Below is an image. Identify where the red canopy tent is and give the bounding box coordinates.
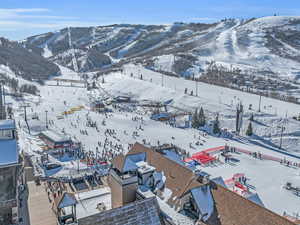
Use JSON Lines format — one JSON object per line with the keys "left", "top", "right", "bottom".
{"left": 185, "top": 152, "right": 216, "bottom": 165}
{"left": 184, "top": 146, "right": 225, "bottom": 164}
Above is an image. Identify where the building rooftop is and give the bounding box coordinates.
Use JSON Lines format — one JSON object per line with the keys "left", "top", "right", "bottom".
{"left": 156, "top": 196, "right": 194, "bottom": 225}
{"left": 125, "top": 142, "right": 297, "bottom": 225}
{"left": 54, "top": 192, "right": 77, "bottom": 209}
{"left": 78, "top": 197, "right": 162, "bottom": 225}
{"left": 73, "top": 187, "right": 112, "bottom": 219}
{"left": 111, "top": 152, "right": 147, "bottom": 173}
{"left": 0, "top": 139, "right": 18, "bottom": 167}
{"left": 136, "top": 161, "right": 156, "bottom": 174}
{"left": 137, "top": 185, "right": 156, "bottom": 199}
{"left": 40, "top": 129, "right": 71, "bottom": 143}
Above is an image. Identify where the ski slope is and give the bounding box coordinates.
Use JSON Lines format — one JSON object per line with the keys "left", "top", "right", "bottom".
{"left": 123, "top": 64, "right": 300, "bottom": 117}
{"left": 5, "top": 64, "right": 300, "bottom": 218}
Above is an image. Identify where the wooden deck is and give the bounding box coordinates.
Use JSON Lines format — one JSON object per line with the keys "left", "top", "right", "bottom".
{"left": 28, "top": 181, "right": 57, "bottom": 225}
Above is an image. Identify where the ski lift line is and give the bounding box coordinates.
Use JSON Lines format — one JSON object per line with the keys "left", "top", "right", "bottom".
{"left": 68, "top": 27, "right": 79, "bottom": 73}
{"left": 96, "top": 83, "right": 114, "bottom": 99}
{"left": 98, "top": 80, "right": 190, "bottom": 114}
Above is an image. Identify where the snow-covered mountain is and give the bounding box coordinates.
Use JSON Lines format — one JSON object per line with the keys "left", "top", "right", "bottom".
{"left": 23, "top": 16, "right": 300, "bottom": 79}
{"left": 0, "top": 38, "right": 60, "bottom": 81}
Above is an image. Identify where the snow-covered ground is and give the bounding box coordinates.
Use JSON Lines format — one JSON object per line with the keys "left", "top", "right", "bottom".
{"left": 146, "top": 17, "right": 300, "bottom": 82}
{"left": 124, "top": 64, "right": 300, "bottom": 117}
{"left": 204, "top": 152, "right": 300, "bottom": 215}
{"left": 6, "top": 64, "right": 300, "bottom": 217}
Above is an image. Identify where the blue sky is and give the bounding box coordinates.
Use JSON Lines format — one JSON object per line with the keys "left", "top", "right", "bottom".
{"left": 0, "top": 0, "right": 300, "bottom": 40}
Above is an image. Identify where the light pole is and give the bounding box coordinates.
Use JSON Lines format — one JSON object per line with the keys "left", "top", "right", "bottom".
{"left": 77, "top": 143, "right": 81, "bottom": 173}
{"left": 45, "top": 110, "right": 48, "bottom": 129}
{"left": 279, "top": 125, "right": 285, "bottom": 149}
{"left": 258, "top": 93, "right": 262, "bottom": 112}
{"left": 196, "top": 79, "right": 198, "bottom": 97}
{"left": 22, "top": 104, "right": 30, "bottom": 134}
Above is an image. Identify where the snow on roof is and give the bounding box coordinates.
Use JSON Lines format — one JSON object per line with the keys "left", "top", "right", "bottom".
{"left": 76, "top": 194, "right": 111, "bottom": 219}
{"left": 0, "top": 139, "right": 18, "bottom": 166}
{"left": 57, "top": 193, "right": 77, "bottom": 209}
{"left": 136, "top": 161, "right": 155, "bottom": 174}
{"left": 74, "top": 188, "right": 112, "bottom": 219}
{"left": 123, "top": 158, "right": 138, "bottom": 172}
{"left": 211, "top": 176, "right": 227, "bottom": 188}
{"left": 153, "top": 171, "right": 163, "bottom": 183}
{"left": 0, "top": 119, "right": 15, "bottom": 130}
{"left": 162, "top": 149, "right": 185, "bottom": 166}
{"left": 137, "top": 185, "right": 156, "bottom": 199}
{"left": 156, "top": 197, "right": 194, "bottom": 225}
{"left": 123, "top": 152, "right": 146, "bottom": 172}
{"left": 153, "top": 171, "right": 166, "bottom": 191}
{"left": 75, "top": 187, "right": 110, "bottom": 201}
{"left": 40, "top": 129, "right": 71, "bottom": 143}
{"left": 190, "top": 185, "right": 215, "bottom": 222}
{"left": 161, "top": 187, "right": 173, "bottom": 201}
{"left": 246, "top": 193, "right": 265, "bottom": 208}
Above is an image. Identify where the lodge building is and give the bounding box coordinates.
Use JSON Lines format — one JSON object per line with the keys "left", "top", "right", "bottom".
{"left": 0, "top": 119, "right": 20, "bottom": 225}
{"left": 108, "top": 143, "right": 298, "bottom": 225}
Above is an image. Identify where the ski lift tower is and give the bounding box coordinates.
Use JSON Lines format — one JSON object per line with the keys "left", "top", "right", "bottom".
{"left": 0, "top": 79, "right": 6, "bottom": 120}
{"left": 20, "top": 103, "right": 31, "bottom": 134}
{"left": 236, "top": 102, "right": 244, "bottom": 135}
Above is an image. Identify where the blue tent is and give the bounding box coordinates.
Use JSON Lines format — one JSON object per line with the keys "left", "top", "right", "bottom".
{"left": 150, "top": 112, "right": 171, "bottom": 121}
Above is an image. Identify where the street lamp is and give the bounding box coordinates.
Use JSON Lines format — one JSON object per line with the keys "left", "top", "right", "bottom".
{"left": 45, "top": 110, "right": 48, "bottom": 129}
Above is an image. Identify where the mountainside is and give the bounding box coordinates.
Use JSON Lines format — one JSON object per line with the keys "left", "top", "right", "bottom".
{"left": 23, "top": 16, "right": 300, "bottom": 80}
{"left": 0, "top": 38, "right": 60, "bottom": 81}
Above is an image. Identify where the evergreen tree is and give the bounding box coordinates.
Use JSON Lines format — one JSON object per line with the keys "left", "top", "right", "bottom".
{"left": 102, "top": 77, "right": 105, "bottom": 84}
{"left": 198, "top": 107, "right": 206, "bottom": 127}
{"left": 192, "top": 108, "right": 199, "bottom": 128}
{"left": 246, "top": 122, "right": 253, "bottom": 136}
{"left": 213, "top": 114, "right": 220, "bottom": 134}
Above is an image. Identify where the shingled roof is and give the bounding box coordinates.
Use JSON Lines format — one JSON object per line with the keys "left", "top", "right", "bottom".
{"left": 111, "top": 154, "right": 126, "bottom": 172}
{"left": 128, "top": 143, "right": 202, "bottom": 198}
{"left": 210, "top": 184, "right": 296, "bottom": 225}
{"left": 127, "top": 143, "right": 296, "bottom": 225}
{"left": 53, "top": 192, "right": 77, "bottom": 211}
{"left": 78, "top": 197, "right": 162, "bottom": 225}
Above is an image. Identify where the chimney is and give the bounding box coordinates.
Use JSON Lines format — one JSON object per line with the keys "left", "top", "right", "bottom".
{"left": 109, "top": 168, "right": 138, "bottom": 208}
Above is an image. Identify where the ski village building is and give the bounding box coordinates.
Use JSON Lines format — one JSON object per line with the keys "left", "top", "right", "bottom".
{"left": 106, "top": 143, "right": 299, "bottom": 225}
{"left": 0, "top": 119, "right": 20, "bottom": 225}
{"left": 28, "top": 142, "right": 300, "bottom": 225}
{"left": 39, "top": 129, "right": 72, "bottom": 149}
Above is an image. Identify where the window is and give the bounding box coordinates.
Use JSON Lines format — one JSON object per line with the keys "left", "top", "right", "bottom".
{"left": 0, "top": 129, "right": 13, "bottom": 139}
